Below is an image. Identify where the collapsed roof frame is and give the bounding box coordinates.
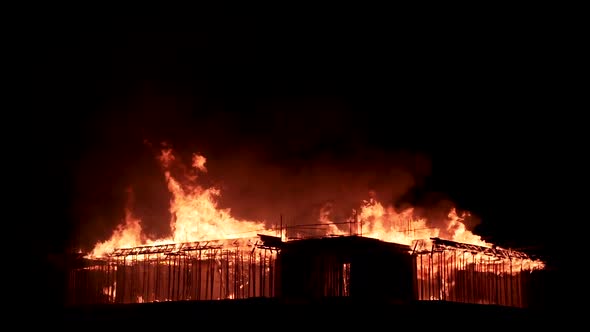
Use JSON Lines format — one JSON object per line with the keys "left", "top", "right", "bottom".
{"left": 106, "top": 235, "right": 281, "bottom": 258}
{"left": 102, "top": 234, "right": 533, "bottom": 261}
{"left": 416, "top": 237, "right": 533, "bottom": 260}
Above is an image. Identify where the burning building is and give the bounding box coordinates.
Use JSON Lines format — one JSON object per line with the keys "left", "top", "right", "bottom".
{"left": 66, "top": 147, "right": 546, "bottom": 308}
{"left": 67, "top": 233, "right": 543, "bottom": 308}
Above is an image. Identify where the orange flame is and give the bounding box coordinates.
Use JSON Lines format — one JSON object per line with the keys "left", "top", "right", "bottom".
{"left": 90, "top": 209, "right": 145, "bottom": 257}
{"left": 320, "top": 198, "right": 487, "bottom": 247}
{"left": 317, "top": 196, "right": 544, "bottom": 270}
{"left": 88, "top": 146, "right": 544, "bottom": 271}
{"left": 87, "top": 148, "right": 272, "bottom": 258}
{"left": 161, "top": 149, "right": 268, "bottom": 243}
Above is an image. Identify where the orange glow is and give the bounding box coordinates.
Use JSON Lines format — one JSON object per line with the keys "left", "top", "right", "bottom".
{"left": 319, "top": 197, "right": 488, "bottom": 247}
{"left": 321, "top": 198, "right": 544, "bottom": 270}
{"left": 90, "top": 209, "right": 145, "bottom": 257}
{"left": 161, "top": 148, "right": 269, "bottom": 243}
{"left": 87, "top": 148, "right": 273, "bottom": 258}
{"left": 192, "top": 154, "right": 207, "bottom": 172}
{"left": 87, "top": 146, "right": 544, "bottom": 271}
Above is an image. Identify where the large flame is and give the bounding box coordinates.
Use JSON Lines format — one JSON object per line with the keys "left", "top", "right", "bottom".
{"left": 317, "top": 198, "right": 488, "bottom": 247}
{"left": 90, "top": 209, "right": 145, "bottom": 257}
{"left": 160, "top": 149, "right": 267, "bottom": 243}
{"left": 88, "top": 146, "right": 543, "bottom": 271}
{"left": 88, "top": 148, "right": 272, "bottom": 258}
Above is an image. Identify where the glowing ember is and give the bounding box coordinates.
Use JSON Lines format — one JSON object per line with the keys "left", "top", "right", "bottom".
{"left": 192, "top": 154, "right": 207, "bottom": 172}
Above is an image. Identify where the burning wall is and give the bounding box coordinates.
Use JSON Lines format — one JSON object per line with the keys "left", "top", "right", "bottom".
{"left": 68, "top": 237, "right": 279, "bottom": 305}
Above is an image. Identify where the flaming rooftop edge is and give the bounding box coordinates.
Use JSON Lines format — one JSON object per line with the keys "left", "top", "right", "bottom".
{"left": 106, "top": 235, "right": 280, "bottom": 257}
{"left": 103, "top": 235, "right": 535, "bottom": 261}
{"left": 426, "top": 237, "right": 534, "bottom": 260}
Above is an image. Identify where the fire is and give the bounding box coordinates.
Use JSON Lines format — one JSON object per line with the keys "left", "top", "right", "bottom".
{"left": 90, "top": 209, "right": 145, "bottom": 257}
{"left": 161, "top": 150, "right": 267, "bottom": 243}
{"left": 319, "top": 195, "right": 544, "bottom": 270}
{"left": 192, "top": 154, "right": 207, "bottom": 172}
{"left": 321, "top": 197, "right": 488, "bottom": 248}
{"left": 87, "top": 147, "right": 272, "bottom": 258}
{"left": 75, "top": 145, "right": 546, "bottom": 308}
{"left": 87, "top": 145, "right": 544, "bottom": 271}
{"left": 319, "top": 202, "right": 342, "bottom": 235}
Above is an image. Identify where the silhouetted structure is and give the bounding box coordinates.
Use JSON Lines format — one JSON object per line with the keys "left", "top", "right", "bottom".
{"left": 276, "top": 236, "right": 413, "bottom": 303}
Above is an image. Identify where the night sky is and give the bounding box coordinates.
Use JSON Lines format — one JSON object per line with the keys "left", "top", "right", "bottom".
{"left": 26, "top": 11, "right": 578, "bottom": 306}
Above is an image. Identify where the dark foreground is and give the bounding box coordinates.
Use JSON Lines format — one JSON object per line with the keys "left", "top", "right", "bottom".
{"left": 47, "top": 298, "right": 567, "bottom": 328}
